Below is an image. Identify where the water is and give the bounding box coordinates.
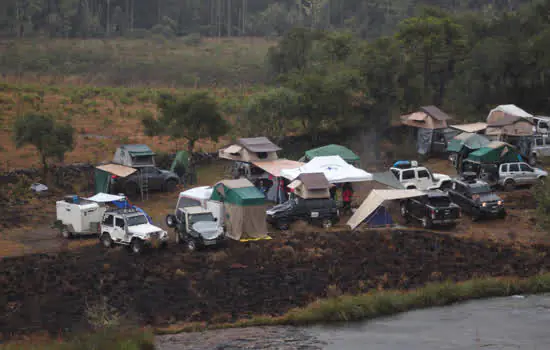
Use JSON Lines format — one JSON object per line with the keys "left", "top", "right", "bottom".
{"left": 156, "top": 294, "right": 550, "bottom": 350}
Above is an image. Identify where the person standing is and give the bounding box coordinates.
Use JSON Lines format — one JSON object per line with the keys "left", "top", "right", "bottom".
{"left": 342, "top": 183, "right": 353, "bottom": 215}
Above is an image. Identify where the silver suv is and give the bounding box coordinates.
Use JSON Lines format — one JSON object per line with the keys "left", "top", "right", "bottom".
{"left": 531, "top": 135, "right": 550, "bottom": 164}
{"left": 498, "top": 162, "right": 548, "bottom": 190}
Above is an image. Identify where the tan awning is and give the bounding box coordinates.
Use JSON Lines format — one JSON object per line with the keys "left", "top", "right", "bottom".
{"left": 450, "top": 122, "right": 487, "bottom": 133}
{"left": 408, "top": 111, "right": 428, "bottom": 121}
{"left": 252, "top": 159, "right": 304, "bottom": 177}
{"left": 96, "top": 163, "right": 137, "bottom": 177}
{"left": 288, "top": 180, "right": 302, "bottom": 189}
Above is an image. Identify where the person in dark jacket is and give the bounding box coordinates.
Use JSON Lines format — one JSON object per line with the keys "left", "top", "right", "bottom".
{"left": 342, "top": 183, "right": 353, "bottom": 215}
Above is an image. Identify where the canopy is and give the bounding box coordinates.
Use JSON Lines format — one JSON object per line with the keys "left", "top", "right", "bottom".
{"left": 211, "top": 179, "right": 266, "bottom": 206}
{"left": 179, "top": 186, "right": 213, "bottom": 201}
{"left": 85, "top": 193, "right": 126, "bottom": 203}
{"left": 280, "top": 156, "right": 372, "bottom": 183}
{"left": 446, "top": 133, "right": 490, "bottom": 153}
{"left": 304, "top": 144, "right": 360, "bottom": 164}
{"left": 466, "top": 142, "right": 520, "bottom": 163}
{"left": 449, "top": 122, "right": 487, "bottom": 133}
{"left": 252, "top": 159, "right": 304, "bottom": 177}
{"left": 347, "top": 189, "right": 425, "bottom": 230}
{"left": 96, "top": 163, "right": 136, "bottom": 177}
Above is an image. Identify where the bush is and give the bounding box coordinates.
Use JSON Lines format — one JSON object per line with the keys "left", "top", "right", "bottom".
{"left": 532, "top": 180, "right": 550, "bottom": 230}
{"left": 182, "top": 33, "right": 202, "bottom": 46}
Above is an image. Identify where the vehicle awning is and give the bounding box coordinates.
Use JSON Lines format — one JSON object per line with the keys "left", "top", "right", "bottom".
{"left": 449, "top": 122, "right": 487, "bottom": 133}
{"left": 347, "top": 189, "right": 425, "bottom": 230}
{"left": 252, "top": 159, "right": 305, "bottom": 177}
{"left": 85, "top": 193, "right": 126, "bottom": 203}
{"left": 96, "top": 163, "right": 137, "bottom": 177}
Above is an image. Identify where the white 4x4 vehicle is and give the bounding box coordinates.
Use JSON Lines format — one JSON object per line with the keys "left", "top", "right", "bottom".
{"left": 390, "top": 161, "right": 451, "bottom": 190}
{"left": 99, "top": 208, "right": 168, "bottom": 254}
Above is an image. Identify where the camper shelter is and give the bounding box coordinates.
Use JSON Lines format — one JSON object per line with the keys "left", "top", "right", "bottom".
{"left": 466, "top": 141, "right": 521, "bottom": 164}
{"left": 94, "top": 163, "right": 137, "bottom": 194}
{"left": 219, "top": 137, "right": 281, "bottom": 162}
{"left": 210, "top": 178, "right": 268, "bottom": 241}
{"left": 251, "top": 159, "right": 304, "bottom": 204}
{"left": 449, "top": 122, "right": 488, "bottom": 134}
{"left": 301, "top": 144, "right": 360, "bottom": 165}
{"left": 347, "top": 189, "right": 425, "bottom": 230}
{"left": 447, "top": 133, "right": 490, "bottom": 153}
{"left": 280, "top": 156, "right": 372, "bottom": 184}
{"left": 113, "top": 144, "right": 155, "bottom": 168}
{"left": 288, "top": 172, "right": 330, "bottom": 199}
{"left": 400, "top": 106, "right": 458, "bottom": 155}
{"left": 486, "top": 105, "right": 534, "bottom": 138}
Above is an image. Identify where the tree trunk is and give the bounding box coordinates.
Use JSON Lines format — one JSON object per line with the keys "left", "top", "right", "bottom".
{"left": 227, "top": 0, "right": 231, "bottom": 37}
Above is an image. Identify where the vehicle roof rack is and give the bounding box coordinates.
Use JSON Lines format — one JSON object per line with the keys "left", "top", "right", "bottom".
{"left": 106, "top": 207, "right": 140, "bottom": 214}
{"left": 392, "top": 160, "right": 418, "bottom": 169}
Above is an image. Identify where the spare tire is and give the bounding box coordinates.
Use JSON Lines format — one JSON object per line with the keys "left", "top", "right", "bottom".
{"left": 166, "top": 214, "right": 177, "bottom": 228}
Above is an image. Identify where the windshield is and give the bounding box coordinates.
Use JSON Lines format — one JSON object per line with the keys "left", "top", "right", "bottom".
{"left": 126, "top": 215, "right": 148, "bottom": 226}
{"left": 470, "top": 184, "right": 492, "bottom": 194}
{"left": 189, "top": 213, "right": 215, "bottom": 224}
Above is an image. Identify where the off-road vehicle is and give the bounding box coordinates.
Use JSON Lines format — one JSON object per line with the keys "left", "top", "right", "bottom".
{"left": 390, "top": 160, "right": 451, "bottom": 190}
{"left": 99, "top": 208, "right": 168, "bottom": 254}
{"left": 266, "top": 196, "right": 339, "bottom": 230}
{"left": 400, "top": 191, "right": 461, "bottom": 229}
{"left": 447, "top": 173, "right": 506, "bottom": 220}
{"left": 111, "top": 166, "right": 180, "bottom": 196}
{"left": 166, "top": 206, "right": 225, "bottom": 251}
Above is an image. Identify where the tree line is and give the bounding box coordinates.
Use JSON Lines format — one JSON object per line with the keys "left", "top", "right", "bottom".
{"left": 0, "top": 0, "right": 532, "bottom": 39}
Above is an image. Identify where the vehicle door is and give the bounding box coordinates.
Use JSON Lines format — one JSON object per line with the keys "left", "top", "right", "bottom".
{"left": 519, "top": 163, "right": 537, "bottom": 184}
{"left": 407, "top": 196, "right": 423, "bottom": 219}
{"left": 101, "top": 214, "right": 115, "bottom": 235}
{"left": 450, "top": 182, "right": 468, "bottom": 209}
{"left": 542, "top": 136, "right": 550, "bottom": 157}
{"left": 292, "top": 198, "right": 309, "bottom": 220}
{"left": 416, "top": 168, "right": 432, "bottom": 189}
{"left": 401, "top": 169, "right": 417, "bottom": 188}
{"left": 113, "top": 216, "right": 127, "bottom": 241}
{"left": 143, "top": 167, "right": 164, "bottom": 190}
{"left": 507, "top": 163, "right": 522, "bottom": 184}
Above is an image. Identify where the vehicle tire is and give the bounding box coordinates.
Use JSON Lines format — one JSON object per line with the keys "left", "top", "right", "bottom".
{"left": 498, "top": 210, "right": 507, "bottom": 219}
{"left": 472, "top": 210, "right": 482, "bottom": 222}
{"left": 421, "top": 216, "right": 432, "bottom": 229}
{"left": 530, "top": 154, "right": 537, "bottom": 166}
{"left": 321, "top": 219, "right": 332, "bottom": 229}
{"left": 538, "top": 176, "right": 546, "bottom": 185}
{"left": 100, "top": 233, "right": 113, "bottom": 248}
{"left": 125, "top": 182, "right": 139, "bottom": 196}
{"left": 504, "top": 179, "right": 515, "bottom": 191}
{"left": 130, "top": 239, "right": 144, "bottom": 254}
{"left": 61, "top": 226, "right": 72, "bottom": 239}
{"left": 277, "top": 222, "right": 290, "bottom": 231}
{"left": 166, "top": 214, "right": 177, "bottom": 228}
{"left": 406, "top": 186, "right": 416, "bottom": 190}
{"left": 186, "top": 239, "right": 197, "bottom": 252}
{"left": 164, "top": 179, "right": 177, "bottom": 192}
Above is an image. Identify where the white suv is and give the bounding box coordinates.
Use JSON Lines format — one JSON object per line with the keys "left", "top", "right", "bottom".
{"left": 390, "top": 161, "right": 451, "bottom": 190}
{"left": 99, "top": 208, "right": 168, "bottom": 254}
{"left": 498, "top": 162, "right": 548, "bottom": 190}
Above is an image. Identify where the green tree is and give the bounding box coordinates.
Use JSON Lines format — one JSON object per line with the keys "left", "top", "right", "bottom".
{"left": 142, "top": 92, "right": 230, "bottom": 154}
{"left": 243, "top": 87, "right": 300, "bottom": 140}
{"left": 13, "top": 113, "right": 75, "bottom": 173}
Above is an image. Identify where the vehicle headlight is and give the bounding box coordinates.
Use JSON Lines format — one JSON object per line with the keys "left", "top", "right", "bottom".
{"left": 497, "top": 200, "right": 502, "bottom": 206}
{"left": 482, "top": 202, "right": 487, "bottom": 207}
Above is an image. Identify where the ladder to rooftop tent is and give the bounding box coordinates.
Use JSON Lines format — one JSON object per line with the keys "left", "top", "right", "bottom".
{"left": 139, "top": 168, "right": 149, "bottom": 201}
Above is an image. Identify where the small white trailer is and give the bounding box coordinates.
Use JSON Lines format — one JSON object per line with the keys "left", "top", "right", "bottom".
{"left": 55, "top": 193, "right": 126, "bottom": 238}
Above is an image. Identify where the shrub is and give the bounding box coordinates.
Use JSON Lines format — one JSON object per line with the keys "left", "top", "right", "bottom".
{"left": 532, "top": 180, "right": 550, "bottom": 230}
{"left": 182, "top": 33, "right": 202, "bottom": 46}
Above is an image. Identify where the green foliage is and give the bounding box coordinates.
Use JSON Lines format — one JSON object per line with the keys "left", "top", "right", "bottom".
{"left": 533, "top": 180, "right": 550, "bottom": 231}
{"left": 143, "top": 92, "right": 230, "bottom": 153}
{"left": 13, "top": 113, "right": 75, "bottom": 170}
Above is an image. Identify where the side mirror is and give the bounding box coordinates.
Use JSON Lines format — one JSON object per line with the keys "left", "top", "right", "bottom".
{"left": 214, "top": 217, "right": 218, "bottom": 222}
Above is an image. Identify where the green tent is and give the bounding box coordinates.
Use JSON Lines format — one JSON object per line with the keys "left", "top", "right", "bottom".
{"left": 447, "top": 133, "right": 490, "bottom": 153}
{"left": 170, "top": 150, "right": 189, "bottom": 175}
{"left": 467, "top": 142, "right": 521, "bottom": 163}
{"left": 304, "top": 144, "right": 360, "bottom": 164}
{"left": 210, "top": 179, "right": 265, "bottom": 206}
{"left": 94, "top": 168, "right": 110, "bottom": 194}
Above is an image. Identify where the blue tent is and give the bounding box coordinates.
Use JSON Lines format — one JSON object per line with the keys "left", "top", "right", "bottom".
{"left": 364, "top": 206, "right": 393, "bottom": 227}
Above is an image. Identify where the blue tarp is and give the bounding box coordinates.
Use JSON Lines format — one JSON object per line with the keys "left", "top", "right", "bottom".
{"left": 364, "top": 206, "right": 393, "bottom": 227}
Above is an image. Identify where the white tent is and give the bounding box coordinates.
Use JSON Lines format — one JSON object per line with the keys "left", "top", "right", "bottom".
{"left": 85, "top": 193, "right": 126, "bottom": 203}
{"left": 179, "top": 186, "right": 213, "bottom": 202}
{"left": 280, "top": 155, "right": 373, "bottom": 183}
{"left": 347, "top": 189, "right": 425, "bottom": 230}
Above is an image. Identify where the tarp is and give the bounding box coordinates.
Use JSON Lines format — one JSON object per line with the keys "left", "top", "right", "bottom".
{"left": 417, "top": 127, "right": 433, "bottom": 155}
{"left": 170, "top": 150, "right": 189, "bottom": 175}
{"left": 372, "top": 172, "right": 405, "bottom": 189}
{"left": 211, "top": 179, "right": 266, "bottom": 206}
{"left": 447, "top": 133, "right": 490, "bottom": 153}
{"left": 304, "top": 144, "right": 360, "bottom": 164}
{"left": 467, "top": 142, "right": 520, "bottom": 163}
{"left": 347, "top": 189, "right": 425, "bottom": 230}
{"left": 450, "top": 122, "right": 487, "bottom": 133}
{"left": 86, "top": 193, "right": 126, "bottom": 203}
{"left": 96, "top": 163, "right": 137, "bottom": 177}
{"left": 280, "top": 156, "right": 372, "bottom": 183}
{"left": 252, "top": 159, "right": 304, "bottom": 177}
{"left": 94, "top": 168, "right": 110, "bottom": 194}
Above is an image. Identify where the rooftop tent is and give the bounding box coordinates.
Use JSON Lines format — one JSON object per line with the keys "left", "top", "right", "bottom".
{"left": 218, "top": 137, "right": 281, "bottom": 162}
{"left": 280, "top": 155, "right": 373, "bottom": 183}
{"left": 210, "top": 178, "right": 268, "bottom": 241}
{"left": 178, "top": 186, "right": 213, "bottom": 208}
{"left": 304, "top": 144, "right": 360, "bottom": 164}
{"left": 486, "top": 105, "right": 535, "bottom": 137}
{"left": 288, "top": 172, "right": 330, "bottom": 199}
{"left": 113, "top": 144, "right": 156, "bottom": 168}
{"left": 449, "top": 122, "right": 488, "bottom": 133}
{"left": 447, "top": 133, "right": 490, "bottom": 153}
{"left": 466, "top": 141, "right": 521, "bottom": 164}
{"left": 347, "top": 189, "right": 425, "bottom": 230}
{"left": 400, "top": 106, "right": 456, "bottom": 155}
{"left": 400, "top": 105, "right": 452, "bottom": 130}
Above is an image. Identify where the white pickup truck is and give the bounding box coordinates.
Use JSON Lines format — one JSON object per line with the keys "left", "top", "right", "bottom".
{"left": 390, "top": 161, "right": 451, "bottom": 190}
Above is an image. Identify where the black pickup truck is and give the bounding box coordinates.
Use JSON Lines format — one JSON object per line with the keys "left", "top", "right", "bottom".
{"left": 400, "top": 191, "right": 461, "bottom": 229}
{"left": 266, "top": 196, "right": 339, "bottom": 230}
{"left": 446, "top": 175, "right": 506, "bottom": 221}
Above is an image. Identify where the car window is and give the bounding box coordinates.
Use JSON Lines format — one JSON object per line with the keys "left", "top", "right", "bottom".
{"left": 509, "top": 164, "right": 520, "bottom": 172}
{"left": 540, "top": 121, "right": 549, "bottom": 129}
{"left": 391, "top": 169, "right": 400, "bottom": 179}
{"left": 500, "top": 164, "right": 508, "bottom": 172}
{"left": 115, "top": 218, "right": 125, "bottom": 228}
{"left": 102, "top": 215, "right": 114, "bottom": 226}
{"left": 417, "top": 170, "right": 430, "bottom": 179}
{"left": 402, "top": 169, "right": 415, "bottom": 180}
{"left": 429, "top": 196, "right": 451, "bottom": 207}
{"left": 536, "top": 138, "right": 544, "bottom": 146}
{"left": 520, "top": 163, "right": 533, "bottom": 172}
{"left": 127, "top": 215, "right": 148, "bottom": 226}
